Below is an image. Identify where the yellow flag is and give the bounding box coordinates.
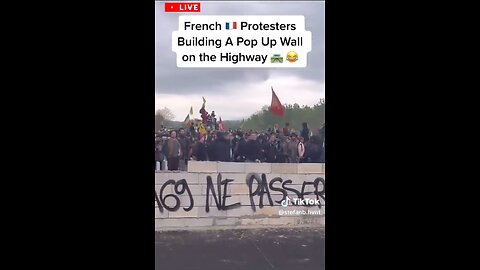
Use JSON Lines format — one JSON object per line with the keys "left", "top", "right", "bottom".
{"left": 202, "top": 96, "right": 206, "bottom": 105}
{"left": 198, "top": 122, "right": 206, "bottom": 135}
{"left": 189, "top": 106, "right": 193, "bottom": 115}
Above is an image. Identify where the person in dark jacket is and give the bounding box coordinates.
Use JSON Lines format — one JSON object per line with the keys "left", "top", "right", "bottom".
{"left": 205, "top": 132, "right": 215, "bottom": 161}
{"left": 209, "top": 132, "right": 230, "bottom": 162}
{"left": 320, "top": 138, "right": 325, "bottom": 163}
{"left": 283, "top": 122, "right": 291, "bottom": 137}
{"left": 318, "top": 123, "right": 325, "bottom": 163}
{"left": 155, "top": 137, "right": 164, "bottom": 169}
{"left": 233, "top": 131, "right": 247, "bottom": 162}
{"left": 301, "top": 122, "right": 310, "bottom": 142}
{"left": 257, "top": 134, "right": 268, "bottom": 162}
{"left": 265, "top": 134, "right": 283, "bottom": 163}
{"left": 318, "top": 123, "right": 325, "bottom": 145}
{"left": 245, "top": 133, "right": 260, "bottom": 162}
{"left": 192, "top": 136, "right": 208, "bottom": 161}
{"left": 305, "top": 135, "right": 322, "bottom": 163}
{"left": 177, "top": 128, "right": 191, "bottom": 171}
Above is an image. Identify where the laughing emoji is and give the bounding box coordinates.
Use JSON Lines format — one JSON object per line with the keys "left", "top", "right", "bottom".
{"left": 286, "top": 51, "right": 298, "bottom": 63}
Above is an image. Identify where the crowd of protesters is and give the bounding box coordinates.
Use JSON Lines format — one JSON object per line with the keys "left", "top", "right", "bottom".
{"left": 155, "top": 122, "right": 325, "bottom": 171}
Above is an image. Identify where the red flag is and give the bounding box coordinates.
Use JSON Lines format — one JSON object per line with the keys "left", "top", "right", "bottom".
{"left": 269, "top": 87, "right": 284, "bottom": 117}
{"left": 219, "top": 117, "right": 225, "bottom": 131}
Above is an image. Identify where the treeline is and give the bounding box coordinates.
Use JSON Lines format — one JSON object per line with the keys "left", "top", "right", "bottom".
{"left": 235, "top": 99, "right": 325, "bottom": 132}
{"left": 156, "top": 99, "right": 325, "bottom": 133}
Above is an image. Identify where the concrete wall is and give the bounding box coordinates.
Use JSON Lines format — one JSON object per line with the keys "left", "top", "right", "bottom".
{"left": 155, "top": 161, "right": 325, "bottom": 230}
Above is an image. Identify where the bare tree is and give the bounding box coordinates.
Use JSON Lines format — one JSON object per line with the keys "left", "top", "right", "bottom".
{"left": 155, "top": 107, "right": 175, "bottom": 131}
{"left": 157, "top": 107, "right": 175, "bottom": 121}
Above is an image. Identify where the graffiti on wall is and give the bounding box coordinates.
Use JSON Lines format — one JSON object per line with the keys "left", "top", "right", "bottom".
{"left": 155, "top": 173, "right": 325, "bottom": 213}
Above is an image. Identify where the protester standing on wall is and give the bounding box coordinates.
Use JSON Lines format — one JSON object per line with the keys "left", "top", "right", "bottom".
{"left": 155, "top": 136, "right": 164, "bottom": 170}
{"left": 192, "top": 135, "right": 208, "bottom": 161}
{"left": 287, "top": 133, "right": 299, "bottom": 163}
{"left": 164, "top": 130, "right": 181, "bottom": 171}
{"left": 301, "top": 122, "right": 310, "bottom": 142}
{"left": 210, "top": 132, "right": 230, "bottom": 162}
{"left": 177, "top": 128, "right": 190, "bottom": 171}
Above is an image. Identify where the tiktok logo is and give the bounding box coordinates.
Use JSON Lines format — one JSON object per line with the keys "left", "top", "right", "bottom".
{"left": 281, "top": 196, "right": 291, "bottom": 208}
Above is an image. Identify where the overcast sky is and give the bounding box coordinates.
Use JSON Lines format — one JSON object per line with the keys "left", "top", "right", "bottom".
{"left": 155, "top": 1, "right": 325, "bottom": 121}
